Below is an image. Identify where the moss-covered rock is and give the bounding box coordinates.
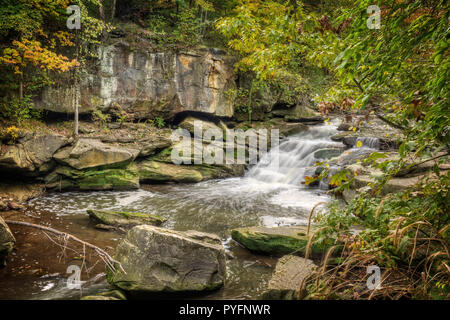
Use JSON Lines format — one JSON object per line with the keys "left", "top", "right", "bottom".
{"left": 82, "top": 289, "right": 127, "bottom": 300}
{"left": 87, "top": 209, "right": 165, "bottom": 228}
{"left": 231, "top": 226, "right": 332, "bottom": 256}
{"left": 138, "top": 159, "right": 244, "bottom": 184}
{"left": 107, "top": 225, "right": 226, "bottom": 294}
{"left": 80, "top": 295, "right": 120, "bottom": 300}
{"left": 45, "top": 164, "right": 139, "bottom": 191}
{"left": 139, "top": 160, "right": 203, "bottom": 183}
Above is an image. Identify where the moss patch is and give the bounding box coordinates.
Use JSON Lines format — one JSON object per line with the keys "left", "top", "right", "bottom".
{"left": 46, "top": 164, "right": 139, "bottom": 191}
{"left": 87, "top": 209, "right": 165, "bottom": 227}
{"left": 231, "top": 226, "right": 333, "bottom": 256}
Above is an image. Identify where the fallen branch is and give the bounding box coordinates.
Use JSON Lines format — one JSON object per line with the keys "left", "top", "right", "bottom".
{"left": 5, "top": 220, "right": 125, "bottom": 274}
{"left": 375, "top": 112, "right": 407, "bottom": 131}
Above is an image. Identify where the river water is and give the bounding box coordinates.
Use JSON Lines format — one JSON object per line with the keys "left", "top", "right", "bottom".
{"left": 0, "top": 121, "right": 344, "bottom": 300}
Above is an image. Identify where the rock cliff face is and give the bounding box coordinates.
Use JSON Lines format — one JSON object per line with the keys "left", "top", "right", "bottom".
{"left": 35, "top": 43, "right": 236, "bottom": 120}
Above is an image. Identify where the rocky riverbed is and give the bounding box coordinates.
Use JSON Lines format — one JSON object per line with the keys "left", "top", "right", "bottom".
{"left": 2, "top": 114, "right": 430, "bottom": 300}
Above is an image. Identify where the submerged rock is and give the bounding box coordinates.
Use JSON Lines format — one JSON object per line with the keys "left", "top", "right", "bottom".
{"left": 0, "top": 216, "right": 15, "bottom": 266}
{"left": 313, "top": 148, "right": 343, "bottom": 160}
{"left": 81, "top": 289, "right": 127, "bottom": 300}
{"left": 262, "top": 255, "right": 316, "bottom": 300}
{"left": 107, "top": 225, "right": 226, "bottom": 293}
{"left": 87, "top": 209, "right": 165, "bottom": 228}
{"left": 231, "top": 226, "right": 330, "bottom": 256}
{"left": 80, "top": 296, "right": 120, "bottom": 300}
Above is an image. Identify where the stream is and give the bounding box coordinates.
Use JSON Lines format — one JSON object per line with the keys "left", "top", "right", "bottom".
{"left": 0, "top": 121, "right": 345, "bottom": 300}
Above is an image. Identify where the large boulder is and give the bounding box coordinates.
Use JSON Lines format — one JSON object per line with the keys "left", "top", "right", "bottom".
{"left": 139, "top": 160, "right": 203, "bottom": 183}
{"left": 353, "top": 172, "right": 424, "bottom": 195}
{"left": 262, "top": 255, "right": 316, "bottom": 300}
{"left": 45, "top": 163, "right": 140, "bottom": 191}
{"left": 0, "top": 133, "right": 69, "bottom": 175}
{"left": 137, "top": 135, "right": 172, "bottom": 158}
{"left": 35, "top": 44, "right": 236, "bottom": 120}
{"left": 53, "top": 138, "right": 138, "bottom": 170}
{"left": 274, "top": 105, "right": 323, "bottom": 123}
{"left": 179, "top": 116, "right": 227, "bottom": 139}
{"left": 0, "top": 182, "right": 44, "bottom": 203}
{"left": 138, "top": 160, "right": 242, "bottom": 183}
{"left": 278, "top": 123, "right": 308, "bottom": 137}
{"left": 107, "top": 225, "right": 226, "bottom": 293}
{"left": 231, "top": 226, "right": 331, "bottom": 256}
{"left": 87, "top": 209, "right": 165, "bottom": 228}
{"left": 0, "top": 216, "right": 15, "bottom": 266}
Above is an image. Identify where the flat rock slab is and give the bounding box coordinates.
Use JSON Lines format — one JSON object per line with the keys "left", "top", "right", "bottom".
{"left": 54, "top": 138, "right": 138, "bottom": 170}
{"left": 138, "top": 160, "right": 203, "bottom": 183}
{"left": 107, "top": 225, "right": 226, "bottom": 294}
{"left": 262, "top": 255, "right": 316, "bottom": 300}
{"left": 87, "top": 209, "right": 165, "bottom": 228}
{"left": 231, "top": 226, "right": 330, "bottom": 256}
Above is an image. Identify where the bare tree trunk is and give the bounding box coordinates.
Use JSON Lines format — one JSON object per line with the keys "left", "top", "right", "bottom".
{"left": 111, "top": 0, "right": 116, "bottom": 22}
{"left": 74, "top": 74, "right": 79, "bottom": 136}
{"left": 202, "top": 10, "right": 208, "bottom": 37}
{"left": 19, "top": 73, "right": 23, "bottom": 100}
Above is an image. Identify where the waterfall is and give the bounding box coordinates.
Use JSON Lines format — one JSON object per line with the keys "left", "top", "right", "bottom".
{"left": 246, "top": 123, "right": 344, "bottom": 186}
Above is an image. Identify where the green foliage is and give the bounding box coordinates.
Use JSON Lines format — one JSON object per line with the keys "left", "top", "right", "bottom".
{"left": 0, "top": 95, "right": 41, "bottom": 123}
{"left": 92, "top": 109, "right": 111, "bottom": 128}
{"left": 219, "top": 0, "right": 449, "bottom": 298}
{"left": 153, "top": 117, "right": 166, "bottom": 128}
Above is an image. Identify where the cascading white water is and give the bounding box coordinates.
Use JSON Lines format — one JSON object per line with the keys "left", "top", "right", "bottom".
{"left": 246, "top": 123, "right": 344, "bottom": 186}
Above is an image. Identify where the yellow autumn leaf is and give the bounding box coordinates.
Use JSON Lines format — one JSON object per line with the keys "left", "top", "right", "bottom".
{"left": 356, "top": 140, "right": 363, "bottom": 148}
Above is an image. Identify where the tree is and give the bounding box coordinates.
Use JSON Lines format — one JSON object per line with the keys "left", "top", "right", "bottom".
{"left": 218, "top": 0, "right": 449, "bottom": 298}
{"left": 68, "top": 0, "right": 111, "bottom": 135}
{"left": 0, "top": 0, "right": 78, "bottom": 101}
